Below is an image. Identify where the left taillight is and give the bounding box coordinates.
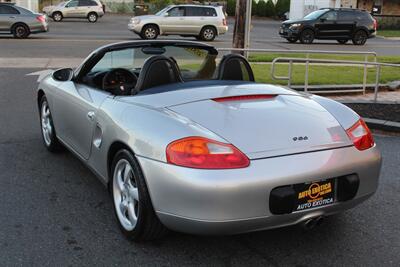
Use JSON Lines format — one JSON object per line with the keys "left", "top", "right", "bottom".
{"left": 222, "top": 19, "right": 227, "bottom": 26}
{"left": 36, "top": 15, "right": 46, "bottom": 23}
{"left": 166, "top": 137, "right": 250, "bottom": 169}
{"left": 346, "top": 119, "right": 374, "bottom": 151}
{"left": 373, "top": 18, "right": 378, "bottom": 31}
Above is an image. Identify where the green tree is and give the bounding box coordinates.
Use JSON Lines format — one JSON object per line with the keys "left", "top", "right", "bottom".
{"left": 256, "top": 0, "right": 267, "bottom": 17}
{"left": 265, "top": 0, "right": 275, "bottom": 17}
{"left": 226, "top": 0, "right": 236, "bottom": 16}
{"left": 148, "top": 0, "right": 173, "bottom": 11}
{"left": 275, "top": 0, "right": 290, "bottom": 16}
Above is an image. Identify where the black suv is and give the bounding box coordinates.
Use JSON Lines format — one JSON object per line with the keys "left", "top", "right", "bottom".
{"left": 279, "top": 8, "right": 377, "bottom": 45}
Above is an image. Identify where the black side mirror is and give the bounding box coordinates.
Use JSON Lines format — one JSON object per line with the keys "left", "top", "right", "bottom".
{"left": 53, "top": 68, "right": 74, "bottom": 82}
{"left": 320, "top": 18, "right": 326, "bottom": 23}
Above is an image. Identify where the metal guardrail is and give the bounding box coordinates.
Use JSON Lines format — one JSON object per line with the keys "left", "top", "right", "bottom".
{"left": 217, "top": 48, "right": 378, "bottom": 95}
{"left": 271, "top": 57, "right": 400, "bottom": 102}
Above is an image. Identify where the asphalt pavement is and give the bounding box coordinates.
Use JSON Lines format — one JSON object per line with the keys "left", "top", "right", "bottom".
{"left": 0, "top": 67, "right": 399, "bottom": 266}
{"left": 0, "top": 15, "right": 400, "bottom": 60}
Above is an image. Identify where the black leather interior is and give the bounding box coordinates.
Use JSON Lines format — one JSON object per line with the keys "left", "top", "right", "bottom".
{"left": 217, "top": 54, "right": 255, "bottom": 82}
{"left": 133, "top": 55, "right": 183, "bottom": 94}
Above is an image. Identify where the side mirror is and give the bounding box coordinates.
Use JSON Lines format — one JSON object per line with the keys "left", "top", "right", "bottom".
{"left": 320, "top": 18, "right": 326, "bottom": 22}
{"left": 163, "top": 12, "right": 169, "bottom": 17}
{"left": 53, "top": 68, "right": 74, "bottom": 82}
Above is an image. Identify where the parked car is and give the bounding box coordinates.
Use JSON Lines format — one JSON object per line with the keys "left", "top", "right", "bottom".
{"left": 128, "top": 4, "right": 228, "bottom": 41}
{"left": 279, "top": 8, "right": 377, "bottom": 45}
{"left": 43, "top": 0, "right": 104, "bottom": 23}
{"left": 37, "top": 40, "right": 381, "bottom": 241}
{"left": 0, "top": 3, "right": 48, "bottom": 38}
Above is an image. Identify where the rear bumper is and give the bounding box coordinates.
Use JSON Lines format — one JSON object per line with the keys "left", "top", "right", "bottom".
{"left": 30, "top": 22, "right": 49, "bottom": 34}
{"left": 138, "top": 145, "right": 381, "bottom": 235}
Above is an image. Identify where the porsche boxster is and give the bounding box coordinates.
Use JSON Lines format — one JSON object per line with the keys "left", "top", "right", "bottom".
{"left": 37, "top": 41, "right": 382, "bottom": 241}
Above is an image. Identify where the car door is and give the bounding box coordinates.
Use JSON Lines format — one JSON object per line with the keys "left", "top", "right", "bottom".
{"left": 77, "top": 0, "right": 90, "bottom": 17}
{"left": 337, "top": 11, "right": 356, "bottom": 38}
{"left": 184, "top": 7, "right": 203, "bottom": 34}
{"left": 0, "top": 5, "right": 20, "bottom": 31}
{"left": 162, "top": 6, "right": 185, "bottom": 34}
{"left": 51, "top": 81, "right": 110, "bottom": 159}
{"left": 315, "top": 11, "right": 338, "bottom": 38}
{"left": 63, "top": 0, "right": 80, "bottom": 18}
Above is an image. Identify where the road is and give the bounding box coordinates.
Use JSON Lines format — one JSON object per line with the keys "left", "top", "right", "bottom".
{"left": 0, "top": 67, "right": 399, "bottom": 266}
{"left": 0, "top": 15, "right": 400, "bottom": 60}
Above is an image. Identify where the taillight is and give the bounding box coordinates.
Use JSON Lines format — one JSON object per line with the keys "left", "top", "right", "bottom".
{"left": 222, "top": 18, "right": 227, "bottom": 26}
{"left": 346, "top": 119, "right": 374, "bottom": 151}
{"left": 213, "top": 95, "right": 276, "bottom": 102}
{"left": 373, "top": 18, "right": 378, "bottom": 31}
{"left": 166, "top": 137, "right": 250, "bottom": 169}
{"left": 36, "top": 15, "right": 46, "bottom": 23}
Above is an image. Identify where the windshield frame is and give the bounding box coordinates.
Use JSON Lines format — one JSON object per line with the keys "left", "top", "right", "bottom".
{"left": 155, "top": 5, "right": 172, "bottom": 16}
{"left": 74, "top": 41, "right": 218, "bottom": 82}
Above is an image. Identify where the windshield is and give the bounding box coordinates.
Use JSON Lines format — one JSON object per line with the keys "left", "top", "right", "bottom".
{"left": 58, "top": 1, "right": 66, "bottom": 6}
{"left": 155, "top": 6, "right": 171, "bottom": 16}
{"left": 304, "top": 10, "right": 328, "bottom": 20}
{"left": 90, "top": 45, "right": 217, "bottom": 81}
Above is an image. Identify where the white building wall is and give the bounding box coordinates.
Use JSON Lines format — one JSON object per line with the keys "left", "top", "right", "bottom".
{"left": 13, "top": 0, "right": 39, "bottom": 12}
{"left": 289, "top": 0, "right": 350, "bottom": 20}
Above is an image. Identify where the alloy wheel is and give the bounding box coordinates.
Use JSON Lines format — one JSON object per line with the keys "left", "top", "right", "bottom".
{"left": 41, "top": 100, "right": 53, "bottom": 146}
{"left": 203, "top": 28, "right": 215, "bottom": 41}
{"left": 15, "top": 26, "right": 26, "bottom": 38}
{"left": 88, "top": 14, "right": 97, "bottom": 22}
{"left": 353, "top": 31, "right": 367, "bottom": 45}
{"left": 144, "top": 27, "right": 156, "bottom": 39}
{"left": 113, "top": 159, "right": 140, "bottom": 231}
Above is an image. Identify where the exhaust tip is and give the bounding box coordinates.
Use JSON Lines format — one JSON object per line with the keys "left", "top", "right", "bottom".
{"left": 302, "top": 216, "right": 324, "bottom": 230}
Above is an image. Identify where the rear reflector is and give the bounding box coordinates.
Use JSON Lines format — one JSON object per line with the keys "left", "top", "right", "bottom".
{"left": 213, "top": 95, "right": 276, "bottom": 102}
{"left": 36, "top": 15, "right": 46, "bottom": 23}
{"left": 346, "top": 119, "right": 374, "bottom": 151}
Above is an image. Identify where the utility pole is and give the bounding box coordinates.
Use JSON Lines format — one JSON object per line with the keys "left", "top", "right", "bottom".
{"left": 232, "top": 0, "right": 252, "bottom": 56}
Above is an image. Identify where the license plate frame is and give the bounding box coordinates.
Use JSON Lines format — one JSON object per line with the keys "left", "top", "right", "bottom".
{"left": 294, "top": 178, "right": 336, "bottom": 212}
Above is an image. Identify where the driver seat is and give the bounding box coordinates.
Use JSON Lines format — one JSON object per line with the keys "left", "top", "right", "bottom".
{"left": 133, "top": 55, "right": 183, "bottom": 94}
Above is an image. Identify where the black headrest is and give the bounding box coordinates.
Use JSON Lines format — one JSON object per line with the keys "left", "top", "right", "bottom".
{"left": 133, "top": 55, "right": 183, "bottom": 94}
{"left": 217, "top": 54, "right": 255, "bottom": 82}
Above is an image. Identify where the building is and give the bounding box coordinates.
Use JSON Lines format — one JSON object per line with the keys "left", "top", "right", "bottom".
{"left": 289, "top": 0, "right": 400, "bottom": 20}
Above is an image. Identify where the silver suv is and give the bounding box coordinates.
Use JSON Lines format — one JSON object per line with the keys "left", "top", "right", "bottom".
{"left": 43, "top": 0, "right": 104, "bottom": 23}
{"left": 128, "top": 5, "right": 228, "bottom": 41}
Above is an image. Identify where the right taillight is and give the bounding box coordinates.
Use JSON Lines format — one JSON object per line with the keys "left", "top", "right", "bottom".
{"left": 346, "top": 119, "right": 374, "bottom": 151}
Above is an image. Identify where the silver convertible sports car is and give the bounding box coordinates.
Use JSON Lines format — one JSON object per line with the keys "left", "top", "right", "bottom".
{"left": 37, "top": 41, "right": 381, "bottom": 241}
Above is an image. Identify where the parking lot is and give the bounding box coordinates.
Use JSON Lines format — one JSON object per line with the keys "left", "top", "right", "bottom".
{"left": 0, "top": 14, "right": 400, "bottom": 266}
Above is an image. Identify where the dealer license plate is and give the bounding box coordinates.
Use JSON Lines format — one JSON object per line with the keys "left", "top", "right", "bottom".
{"left": 294, "top": 179, "right": 335, "bottom": 211}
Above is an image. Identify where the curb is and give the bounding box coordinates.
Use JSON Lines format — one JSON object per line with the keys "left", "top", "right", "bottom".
{"left": 364, "top": 118, "right": 400, "bottom": 133}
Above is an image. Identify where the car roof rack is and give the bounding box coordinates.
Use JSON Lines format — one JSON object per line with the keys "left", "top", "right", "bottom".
{"left": 0, "top": 2, "right": 16, "bottom": 5}
{"left": 319, "top": 7, "right": 366, "bottom": 12}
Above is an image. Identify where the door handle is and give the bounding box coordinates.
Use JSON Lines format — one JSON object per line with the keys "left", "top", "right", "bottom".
{"left": 9, "top": 16, "right": 16, "bottom": 19}
{"left": 87, "top": 111, "right": 95, "bottom": 121}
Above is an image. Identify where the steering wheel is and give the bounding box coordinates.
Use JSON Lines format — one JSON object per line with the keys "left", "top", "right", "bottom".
{"left": 102, "top": 68, "right": 137, "bottom": 96}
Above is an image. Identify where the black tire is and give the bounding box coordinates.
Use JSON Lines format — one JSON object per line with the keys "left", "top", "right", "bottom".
{"left": 87, "top": 12, "right": 98, "bottom": 23}
{"left": 111, "top": 149, "right": 168, "bottom": 241}
{"left": 141, "top": 24, "right": 159, "bottom": 40}
{"left": 12, "top": 24, "right": 30, "bottom": 39}
{"left": 299, "top": 29, "right": 315, "bottom": 44}
{"left": 337, "top": 39, "right": 349, "bottom": 44}
{"left": 352, "top": 30, "right": 368, "bottom": 45}
{"left": 286, "top": 37, "right": 298, "bottom": 43}
{"left": 200, "top": 26, "right": 217, "bottom": 41}
{"left": 52, "top": 11, "right": 63, "bottom": 22}
{"left": 39, "top": 95, "right": 63, "bottom": 152}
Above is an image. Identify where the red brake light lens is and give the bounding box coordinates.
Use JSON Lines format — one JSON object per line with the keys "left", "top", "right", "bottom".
{"left": 373, "top": 19, "right": 378, "bottom": 31}
{"left": 37, "top": 15, "right": 46, "bottom": 23}
{"left": 166, "top": 137, "right": 250, "bottom": 169}
{"left": 222, "top": 19, "right": 227, "bottom": 26}
{"left": 213, "top": 95, "right": 276, "bottom": 102}
{"left": 346, "top": 119, "right": 374, "bottom": 151}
